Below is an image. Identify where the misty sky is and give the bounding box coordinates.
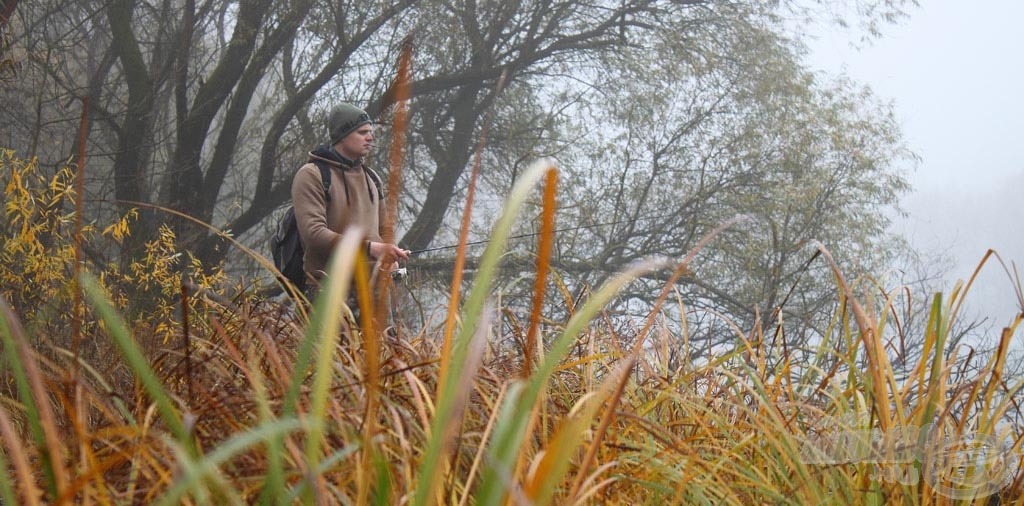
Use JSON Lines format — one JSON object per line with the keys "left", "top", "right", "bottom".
{"left": 804, "top": 1, "right": 1024, "bottom": 332}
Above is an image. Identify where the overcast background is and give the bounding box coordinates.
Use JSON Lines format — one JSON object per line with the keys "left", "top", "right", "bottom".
{"left": 804, "top": 1, "right": 1024, "bottom": 334}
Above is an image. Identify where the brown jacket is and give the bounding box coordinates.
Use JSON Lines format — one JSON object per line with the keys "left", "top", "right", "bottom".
{"left": 291, "top": 147, "right": 383, "bottom": 287}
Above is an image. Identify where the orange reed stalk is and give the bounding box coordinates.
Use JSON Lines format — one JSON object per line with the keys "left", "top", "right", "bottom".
{"left": 355, "top": 254, "right": 382, "bottom": 506}
{"left": 522, "top": 169, "right": 557, "bottom": 377}
{"left": 376, "top": 38, "right": 413, "bottom": 334}
{"left": 436, "top": 69, "right": 508, "bottom": 392}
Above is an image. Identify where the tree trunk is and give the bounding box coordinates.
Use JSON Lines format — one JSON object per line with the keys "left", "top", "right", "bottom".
{"left": 399, "top": 84, "right": 483, "bottom": 252}
{"left": 160, "top": 0, "right": 270, "bottom": 224}
{"left": 107, "top": 0, "right": 153, "bottom": 210}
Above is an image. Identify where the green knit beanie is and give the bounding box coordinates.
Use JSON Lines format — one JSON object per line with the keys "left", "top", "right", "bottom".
{"left": 326, "top": 104, "right": 372, "bottom": 145}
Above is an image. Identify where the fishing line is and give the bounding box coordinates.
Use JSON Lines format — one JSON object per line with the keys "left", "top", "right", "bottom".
{"left": 407, "top": 209, "right": 701, "bottom": 256}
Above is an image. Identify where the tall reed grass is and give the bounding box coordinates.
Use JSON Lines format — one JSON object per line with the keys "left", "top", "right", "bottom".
{"left": 1, "top": 148, "right": 1022, "bottom": 504}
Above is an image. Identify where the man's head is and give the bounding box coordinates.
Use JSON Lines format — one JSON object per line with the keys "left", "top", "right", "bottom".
{"left": 327, "top": 104, "right": 373, "bottom": 159}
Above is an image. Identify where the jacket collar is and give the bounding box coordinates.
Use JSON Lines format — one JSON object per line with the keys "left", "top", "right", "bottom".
{"left": 308, "top": 144, "right": 362, "bottom": 170}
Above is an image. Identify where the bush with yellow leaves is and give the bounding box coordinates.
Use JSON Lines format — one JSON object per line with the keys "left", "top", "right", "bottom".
{"left": 0, "top": 148, "right": 227, "bottom": 352}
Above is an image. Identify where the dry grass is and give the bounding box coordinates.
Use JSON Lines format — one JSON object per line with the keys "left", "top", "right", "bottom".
{"left": 2, "top": 252, "right": 1023, "bottom": 504}
{"left": 3, "top": 162, "right": 1024, "bottom": 504}
{"left": 2, "top": 106, "right": 1022, "bottom": 504}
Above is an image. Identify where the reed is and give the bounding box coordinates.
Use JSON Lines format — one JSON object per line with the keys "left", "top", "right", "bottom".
{"left": 1, "top": 150, "right": 1022, "bottom": 504}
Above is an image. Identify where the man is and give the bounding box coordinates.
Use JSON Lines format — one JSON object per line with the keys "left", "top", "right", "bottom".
{"left": 291, "top": 103, "right": 409, "bottom": 298}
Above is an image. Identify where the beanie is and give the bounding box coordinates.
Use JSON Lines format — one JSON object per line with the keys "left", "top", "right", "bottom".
{"left": 326, "top": 104, "right": 372, "bottom": 145}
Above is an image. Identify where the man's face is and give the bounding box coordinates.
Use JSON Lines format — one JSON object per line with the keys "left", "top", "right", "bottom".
{"left": 336, "top": 124, "right": 374, "bottom": 159}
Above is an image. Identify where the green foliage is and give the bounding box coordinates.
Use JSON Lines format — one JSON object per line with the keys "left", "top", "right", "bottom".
{"left": 552, "top": 18, "right": 916, "bottom": 333}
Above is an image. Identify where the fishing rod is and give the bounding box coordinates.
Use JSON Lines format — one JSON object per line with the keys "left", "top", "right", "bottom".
{"left": 406, "top": 209, "right": 693, "bottom": 256}
{"left": 389, "top": 210, "right": 689, "bottom": 281}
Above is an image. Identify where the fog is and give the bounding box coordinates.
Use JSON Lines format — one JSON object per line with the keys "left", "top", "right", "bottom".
{"left": 805, "top": 1, "right": 1024, "bottom": 333}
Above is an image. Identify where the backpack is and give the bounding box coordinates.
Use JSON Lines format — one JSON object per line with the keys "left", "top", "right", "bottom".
{"left": 271, "top": 162, "right": 332, "bottom": 292}
{"left": 271, "top": 161, "right": 383, "bottom": 293}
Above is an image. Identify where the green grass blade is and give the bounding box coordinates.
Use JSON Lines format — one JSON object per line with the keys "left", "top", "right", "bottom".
{"left": 79, "top": 273, "right": 193, "bottom": 450}
{"left": 0, "top": 297, "right": 64, "bottom": 499}
{"left": 411, "top": 160, "right": 556, "bottom": 506}
{"left": 527, "top": 357, "right": 635, "bottom": 505}
{"left": 921, "top": 293, "right": 945, "bottom": 426}
{"left": 155, "top": 417, "right": 307, "bottom": 506}
{"left": 476, "top": 258, "right": 671, "bottom": 505}
{"left": 281, "top": 232, "right": 361, "bottom": 418}
{"left": 285, "top": 443, "right": 363, "bottom": 503}
{"left": 0, "top": 443, "right": 17, "bottom": 506}
{"left": 371, "top": 445, "right": 395, "bottom": 506}
{"left": 0, "top": 403, "right": 41, "bottom": 506}
{"left": 255, "top": 232, "right": 362, "bottom": 504}
{"left": 303, "top": 232, "right": 361, "bottom": 475}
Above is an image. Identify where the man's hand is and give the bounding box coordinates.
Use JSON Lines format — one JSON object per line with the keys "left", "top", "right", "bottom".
{"left": 368, "top": 241, "right": 410, "bottom": 265}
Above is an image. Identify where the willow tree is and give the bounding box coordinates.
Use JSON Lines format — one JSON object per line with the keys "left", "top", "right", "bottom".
{"left": 0, "top": 0, "right": 917, "bottom": 280}
{"left": 399, "top": 1, "right": 917, "bottom": 347}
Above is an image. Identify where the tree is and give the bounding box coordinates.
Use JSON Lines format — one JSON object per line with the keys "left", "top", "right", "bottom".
{"left": 0, "top": 0, "right": 921, "bottom": 319}
{"left": 0, "top": 0, "right": 419, "bottom": 258}
{"left": 396, "top": 1, "right": 919, "bottom": 346}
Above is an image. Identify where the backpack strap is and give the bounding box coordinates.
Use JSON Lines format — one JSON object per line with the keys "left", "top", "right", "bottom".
{"left": 311, "top": 159, "right": 382, "bottom": 203}
{"left": 313, "top": 161, "right": 333, "bottom": 203}
{"left": 364, "top": 166, "right": 383, "bottom": 199}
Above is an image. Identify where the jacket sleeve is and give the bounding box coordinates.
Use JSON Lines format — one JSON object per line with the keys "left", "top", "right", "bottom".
{"left": 291, "top": 164, "right": 339, "bottom": 257}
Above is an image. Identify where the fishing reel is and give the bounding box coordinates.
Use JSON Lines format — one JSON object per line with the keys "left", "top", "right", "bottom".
{"left": 390, "top": 266, "right": 408, "bottom": 281}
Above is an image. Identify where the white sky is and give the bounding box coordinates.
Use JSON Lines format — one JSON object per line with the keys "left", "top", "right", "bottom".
{"left": 804, "top": 1, "right": 1024, "bottom": 331}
